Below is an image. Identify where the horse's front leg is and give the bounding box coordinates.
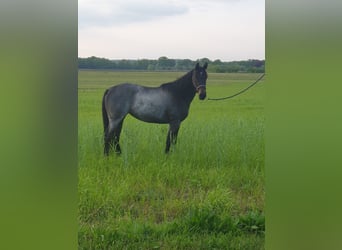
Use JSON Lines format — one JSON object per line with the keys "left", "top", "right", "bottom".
{"left": 165, "top": 120, "right": 180, "bottom": 153}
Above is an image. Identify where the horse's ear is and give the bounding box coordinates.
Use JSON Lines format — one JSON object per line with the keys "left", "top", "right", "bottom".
{"left": 203, "top": 62, "right": 208, "bottom": 69}
{"left": 195, "top": 62, "right": 200, "bottom": 70}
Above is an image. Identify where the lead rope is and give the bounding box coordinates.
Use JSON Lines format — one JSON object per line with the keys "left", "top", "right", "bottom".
{"left": 207, "top": 73, "right": 265, "bottom": 101}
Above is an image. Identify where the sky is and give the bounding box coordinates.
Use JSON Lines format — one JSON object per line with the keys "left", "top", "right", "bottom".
{"left": 78, "top": 0, "right": 264, "bottom": 62}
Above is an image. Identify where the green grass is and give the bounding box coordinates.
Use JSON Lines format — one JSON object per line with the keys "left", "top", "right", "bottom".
{"left": 78, "top": 70, "right": 265, "bottom": 249}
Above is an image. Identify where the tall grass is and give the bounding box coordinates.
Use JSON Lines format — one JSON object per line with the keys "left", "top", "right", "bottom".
{"left": 78, "top": 71, "right": 265, "bottom": 249}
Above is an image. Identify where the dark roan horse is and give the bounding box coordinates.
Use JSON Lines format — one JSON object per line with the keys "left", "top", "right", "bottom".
{"left": 102, "top": 62, "right": 208, "bottom": 155}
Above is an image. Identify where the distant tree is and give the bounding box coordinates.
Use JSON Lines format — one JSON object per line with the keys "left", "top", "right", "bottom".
{"left": 157, "top": 56, "right": 176, "bottom": 70}
{"left": 78, "top": 56, "right": 115, "bottom": 69}
{"left": 175, "top": 59, "right": 194, "bottom": 70}
{"left": 210, "top": 64, "right": 225, "bottom": 73}
{"left": 117, "top": 60, "right": 132, "bottom": 70}
{"left": 147, "top": 64, "right": 155, "bottom": 71}
{"left": 198, "top": 58, "right": 211, "bottom": 65}
{"left": 212, "top": 59, "right": 222, "bottom": 65}
{"left": 136, "top": 59, "right": 149, "bottom": 70}
{"left": 78, "top": 57, "right": 265, "bottom": 73}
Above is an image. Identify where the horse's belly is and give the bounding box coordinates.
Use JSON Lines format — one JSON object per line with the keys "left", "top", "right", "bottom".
{"left": 130, "top": 96, "right": 169, "bottom": 124}
{"left": 130, "top": 108, "right": 169, "bottom": 124}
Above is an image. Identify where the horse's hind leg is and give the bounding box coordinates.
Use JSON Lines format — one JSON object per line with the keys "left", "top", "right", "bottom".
{"left": 104, "top": 118, "right": 125, "bottom": 155}
{"left": 104, "top": 129, "right": 111, "bottom": 156}
{"left": 113, "top": 119, "right": 124, "bottom": 154}
{"left": 104, "top": 124, "right": 114, "bottom": 156}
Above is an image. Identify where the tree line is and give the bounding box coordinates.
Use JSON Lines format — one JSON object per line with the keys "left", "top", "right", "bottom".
{"left": 78, "top": 56, "right": 265, "bottom": 73}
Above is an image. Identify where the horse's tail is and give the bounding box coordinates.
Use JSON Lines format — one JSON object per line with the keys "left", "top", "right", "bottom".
{"left": 102, "top": 89, "right": 109, "bottom": 134}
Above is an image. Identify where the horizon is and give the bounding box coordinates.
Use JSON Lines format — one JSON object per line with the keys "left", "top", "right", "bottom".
{"left": 78, "top": 56, "right": 265, "bottom": 63}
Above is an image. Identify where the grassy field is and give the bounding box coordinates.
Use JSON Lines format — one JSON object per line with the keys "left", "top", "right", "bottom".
{"left": 78, "top": 70, "right": 265, "bottom": 249}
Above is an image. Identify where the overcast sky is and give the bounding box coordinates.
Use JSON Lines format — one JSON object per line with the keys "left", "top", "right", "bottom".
{"left": 78, "top": 0, "right": 264, "bottom": 62}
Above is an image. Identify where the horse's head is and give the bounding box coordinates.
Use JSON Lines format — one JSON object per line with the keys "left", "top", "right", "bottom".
{"left": 192, "top": 62, "right": 208, "bottom": 100}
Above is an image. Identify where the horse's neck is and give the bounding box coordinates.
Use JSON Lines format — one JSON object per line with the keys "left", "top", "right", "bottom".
{"left": 173, "top": 71, "right": 196, "bottom": 103}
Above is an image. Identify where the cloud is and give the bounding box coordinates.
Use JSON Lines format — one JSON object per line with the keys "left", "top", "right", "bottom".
{"left": 79, "top": 0, "right": 189, "bottom": 29}
{"left": 78, "top": 0, "right": 265, "bottom": 61}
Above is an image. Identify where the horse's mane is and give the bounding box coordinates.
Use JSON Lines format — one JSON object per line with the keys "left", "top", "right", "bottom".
{"left": 160, "top": 70, "right": 194, "bottom": 92}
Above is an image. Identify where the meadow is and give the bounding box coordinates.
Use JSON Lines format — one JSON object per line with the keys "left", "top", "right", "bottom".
{"left": 78, "top": 70, "right": 265, "bottom": 249}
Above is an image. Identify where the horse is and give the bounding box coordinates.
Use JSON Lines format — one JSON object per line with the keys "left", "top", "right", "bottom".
{"left": 102, "top": 62, "right": 208, "bottom": 155}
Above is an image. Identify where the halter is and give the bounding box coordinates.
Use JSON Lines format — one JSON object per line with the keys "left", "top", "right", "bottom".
{"left": 196, "top": 84, "right": 206, "bottom": 92}
{"left": 192, "top": 70, "right": 206, "bottom": 92}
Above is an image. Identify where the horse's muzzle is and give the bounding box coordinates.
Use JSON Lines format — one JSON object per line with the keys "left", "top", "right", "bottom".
{"left": 199, "top": 90, "right": 206, "bottom": 100}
